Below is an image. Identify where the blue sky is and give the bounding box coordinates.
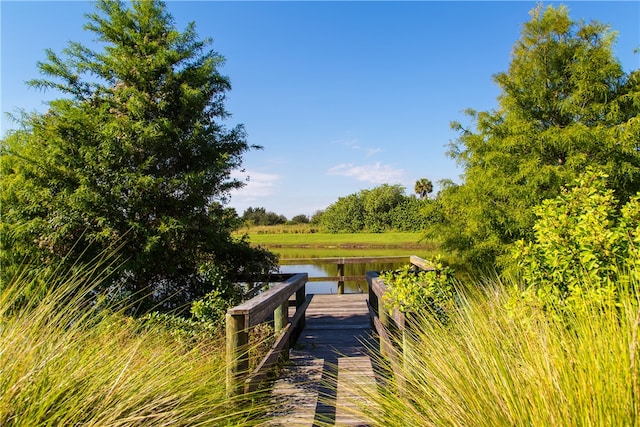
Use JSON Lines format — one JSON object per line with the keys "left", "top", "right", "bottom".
{"left": 2, "top": 1, "right": 639, "bottom": 219}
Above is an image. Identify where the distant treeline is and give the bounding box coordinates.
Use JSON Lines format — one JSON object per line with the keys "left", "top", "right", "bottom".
{"left": 240, "top": 183, "right": 436, "bottom": 233}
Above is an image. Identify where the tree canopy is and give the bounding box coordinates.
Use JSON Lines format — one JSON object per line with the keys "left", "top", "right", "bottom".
{"left": 430, "top": 5, "right": 640, "bottom": 269}
{"left": 0, "top": 0, "right": 276, "bottom": 310}
{"left": 414, "top": 178, "right": 433, "bottom": 199}
{"left": 318, "top": 184, "right": 434, "bottom": 233}
{"left": 241, "top": 207, "right": 287, "bottom": 226}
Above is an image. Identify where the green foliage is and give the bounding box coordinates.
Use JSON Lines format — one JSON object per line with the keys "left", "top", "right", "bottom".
{"left": 390, "top": 196, "right": 435, "bottom": 232}
{"left": 234, "top": 223, "right": 320, "bottom": 235}
{"left": 380, "top": 257, "right": 455, "bottom": 318}
{"left": 361, "top": 184, "right": 407, "bottom": 232}
{"left": 189, "top": 290, "right": 231, "bottom": 329}
{"left": 320, "top": 193, "right": 366, "bottom": 233}
{"left": 241, "top": 207, "right": 287, "bottom": 226}
{"left": 0, "top": 0, "right": 277, "bottom": 311}
{"left": 509, "top": 169, "right": 640, "bottom": 316}
{"left": 318, "top": 184, "right": 434, "bottom": 233}
{"left": 414, "top": 178, "right": 433, "bottom": 199}
{"left": 288, "top": 214, "right": 310, "bottom": 225}
{"left": 430, "top": 4, "right": 640, "bottom": 269}
{"left": 190, "top": 263, "right": 242, "bottom": 329}
{"left": 141, "top": 310, "right": 221, "bottom": 345}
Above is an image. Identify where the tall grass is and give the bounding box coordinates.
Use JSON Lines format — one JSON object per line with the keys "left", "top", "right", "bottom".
{"left": 0, "top": 263, "right": 268, "bottom": 426}
{"left": 356, "top": 280, "right": 640, "bottom": 426}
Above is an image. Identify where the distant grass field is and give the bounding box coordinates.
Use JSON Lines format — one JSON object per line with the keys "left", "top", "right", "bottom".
{"left": 238, "top": 231, "right": 434, "bottom": 248}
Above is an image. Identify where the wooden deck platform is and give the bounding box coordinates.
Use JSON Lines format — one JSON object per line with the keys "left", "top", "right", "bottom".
{"left": 268, "top": 293, "right": 378, "bottom": 426}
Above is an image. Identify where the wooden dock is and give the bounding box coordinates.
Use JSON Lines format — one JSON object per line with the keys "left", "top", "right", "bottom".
{"left": 267, "top": 293, "right": 378, "bottom": 426}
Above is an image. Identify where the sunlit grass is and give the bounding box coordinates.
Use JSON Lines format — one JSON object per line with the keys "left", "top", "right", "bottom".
{"left": 238, "top": 231, "right": 433, "bottom": 248}
{"left": 234, "top": 224, "right": 321, "bottom": 235}
{"left": 0, "top": 264, "right": 269, "bottom": 426}
{"left": 352, "top": 280, "right": 640, "bottom": 426}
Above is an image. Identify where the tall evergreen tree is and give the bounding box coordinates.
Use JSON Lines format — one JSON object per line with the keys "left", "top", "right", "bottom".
{"left": 1, "top": 0, "right": 276, "bottom": 309}
{"left": 432, "top": 5, "right": 640, "bottom": 268}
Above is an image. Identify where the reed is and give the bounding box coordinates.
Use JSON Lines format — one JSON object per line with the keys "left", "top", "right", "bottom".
{"left": 0, "top": 263, "right": 268, "bottom": 426}
{"left": 352, "top": 280, "right": 640, "bottom": 426}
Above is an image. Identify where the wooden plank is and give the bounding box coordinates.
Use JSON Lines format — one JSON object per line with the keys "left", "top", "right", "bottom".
{"left": 410, "top": 255, "right": 433, "bottom": 271}
{"left": 244, "top": 296, "right": 312, "bottom": 393}
{"left": 369, "top": 274, "right": 387, "bottom": 299}
{"left": 336, "top": 356, "right": 378, "bottom": 426}
{"left": 268, "top": 294, "right": 376, "bottom": 426}
{"left": 245, "top": 323, "right": 292, "bottom": 393}
{"left": 290, "top": 296, "right": 311, "bottom": 332}
{"left": 226, "top": 313, "right": 248, "bottom": 397}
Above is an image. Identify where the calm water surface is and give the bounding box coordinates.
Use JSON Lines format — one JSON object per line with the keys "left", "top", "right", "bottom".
{"left": 272, "top": 247, "right": 424, "bottom": 294}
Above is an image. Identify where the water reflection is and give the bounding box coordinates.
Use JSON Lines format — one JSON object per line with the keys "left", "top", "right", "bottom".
{"left": 277, "top": 256, "right": 409, "bottom": 294}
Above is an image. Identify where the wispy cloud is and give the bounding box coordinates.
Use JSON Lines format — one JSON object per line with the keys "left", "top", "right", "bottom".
{"left": 334, "top": 138, "right": 382, "bottom": 158}
{"left": 365, "top": 147, "right": 382, "bottom": 157}
{"left": 327, "top": 162, "right": 404, "bottom": 184}
{"left": 230, "top": 170, "right": 281, "bottom": 201}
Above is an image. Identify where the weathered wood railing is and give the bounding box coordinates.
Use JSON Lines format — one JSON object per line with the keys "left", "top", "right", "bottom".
{"left": 226, "top": 255, "right": 432, "bottom": 396}
{"left": 226, "top": 272, "right": 309, "bottom": 396}
{"left": 366, "top": 255, "right": 433, "bottom": 375}
{"left": 280, "top": 256, "right": 410, "bottom": 294}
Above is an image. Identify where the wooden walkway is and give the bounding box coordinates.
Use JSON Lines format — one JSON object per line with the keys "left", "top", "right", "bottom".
{"left": 268, "top": 293, "right": 378, "bottom": 426}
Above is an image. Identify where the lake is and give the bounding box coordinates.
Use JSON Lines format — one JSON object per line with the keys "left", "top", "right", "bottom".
{"left": 271, "top": 247, "right": 430, "bottom": 294}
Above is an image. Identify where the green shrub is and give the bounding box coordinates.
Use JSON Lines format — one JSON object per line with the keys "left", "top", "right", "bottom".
{"left": 379, "top": 257, "right": 456, "bottom": 319}
{"left": 510, "top": 169, "right": 640, "bottom": 316}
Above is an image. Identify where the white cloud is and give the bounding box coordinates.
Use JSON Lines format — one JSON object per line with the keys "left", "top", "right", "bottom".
{"left": 327, "top": 162, "right": 404, "bottom": 184}
{"left": 229, "top": 170, "right": 281, "bottom": 201}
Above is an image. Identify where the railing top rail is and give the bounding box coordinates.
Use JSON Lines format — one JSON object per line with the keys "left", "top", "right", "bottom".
{"left": 227, "top": 272, "right": 308, "bottom": 329}
{"left": 410, "top": 255, "right": 434, "bottom": 271}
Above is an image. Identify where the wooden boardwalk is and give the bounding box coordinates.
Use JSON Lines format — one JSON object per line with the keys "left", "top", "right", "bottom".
{"left": 268, "top": 293, "right": 378, "bottom": 426}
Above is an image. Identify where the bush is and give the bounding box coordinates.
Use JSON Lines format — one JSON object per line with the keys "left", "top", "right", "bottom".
{"left": 509, "top": 169, "right": 640, "bottom": 316}
{"left": 379, "top": 257, "right": 456, "bottom": 320}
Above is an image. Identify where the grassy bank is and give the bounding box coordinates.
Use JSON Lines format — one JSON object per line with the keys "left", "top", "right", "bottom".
{"left": 238, "top": 231, "right": 434, "bottom": 249}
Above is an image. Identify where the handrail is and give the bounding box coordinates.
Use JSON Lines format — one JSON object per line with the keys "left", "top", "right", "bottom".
{"left": 366, "top": 255, "right": 432, "bottom": 380}
{"left": 226, "top": 255, "right": 432, "bottom": 396}
{"left": 226, "top": 272, "right": 308, "bottom": 396}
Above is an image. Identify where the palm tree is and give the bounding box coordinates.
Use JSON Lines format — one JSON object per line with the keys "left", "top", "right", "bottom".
{"left": 414, "top": 178, "right": 433, "bottom": 199}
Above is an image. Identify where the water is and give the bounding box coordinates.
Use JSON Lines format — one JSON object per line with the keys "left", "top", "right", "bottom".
{"left": 273, "top": 248, "right": 414, "bottom": 294}
{"left": 278, "top": 263, "right": 344, "bottom": 295}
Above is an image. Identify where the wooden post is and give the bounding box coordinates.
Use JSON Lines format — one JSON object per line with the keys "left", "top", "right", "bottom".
{"left": 274, "top": 299, "right": 289, "bottom": 360}
{"left": 296, "top": 284, "right": 306, "bottom": 332}
{"left": 337, "top": 262, "right": 345, "bottom": 294}
{"left": 226, "top": 313, "right": 249, "bottom": 397}
{"left": 378, "top": 294, "right": 390, "bottom": 357}
{"left": 368, "top": 276, "right": 376, "bottom": 329}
